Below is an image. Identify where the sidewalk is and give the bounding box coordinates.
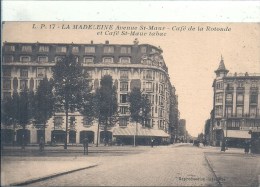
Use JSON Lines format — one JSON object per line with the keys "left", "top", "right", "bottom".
{"left": 1, "top": 156, "right": 98, "bottom": 186}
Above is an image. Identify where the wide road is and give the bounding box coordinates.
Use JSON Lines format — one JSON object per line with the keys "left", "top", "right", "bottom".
{"left": 29, "top": 144, "right": 219, "bottom": 186}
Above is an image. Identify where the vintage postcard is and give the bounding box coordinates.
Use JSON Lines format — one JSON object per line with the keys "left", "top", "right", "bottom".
{"left": 1, "top": 21, "right": 260, "bottom": 186}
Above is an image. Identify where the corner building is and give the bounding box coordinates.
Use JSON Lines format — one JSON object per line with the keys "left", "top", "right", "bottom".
{"left": 212, "top": 57, "right": 260, "bottom": 147}
{"left": 1, "top": 40, "right": 177, "bottom": 145}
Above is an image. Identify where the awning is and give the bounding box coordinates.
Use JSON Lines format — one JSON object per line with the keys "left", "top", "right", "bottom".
{"left": 113, "top": 127, "right": 170, "bottom": 138}
{"left": 224, "top": 130, "right": 251, "bottom": 139}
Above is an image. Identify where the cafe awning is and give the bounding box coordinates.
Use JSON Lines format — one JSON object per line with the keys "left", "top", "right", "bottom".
{"left": 113, "top": 127, "right": 170, "bottom": 138}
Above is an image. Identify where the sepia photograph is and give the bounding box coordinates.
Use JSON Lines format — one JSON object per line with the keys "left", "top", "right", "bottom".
{"left": 1, "top": 2, "right": 260, "bottom": 187}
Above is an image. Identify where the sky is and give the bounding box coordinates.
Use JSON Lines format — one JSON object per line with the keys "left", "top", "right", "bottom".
{"left": 2, "top": 22, "right": 260, "bottom": 137}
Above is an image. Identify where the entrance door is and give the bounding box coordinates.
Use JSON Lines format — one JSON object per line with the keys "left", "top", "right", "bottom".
{"left": 16, "top": 129, "right": 30, "bottom": 145}
{"left": 80, "top": 131, "right": 94, "bottom": 143}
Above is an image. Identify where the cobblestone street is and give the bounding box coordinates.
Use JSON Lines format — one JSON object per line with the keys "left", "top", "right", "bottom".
{"left": 28, "top": 144, "right": 219, "bottom": 186}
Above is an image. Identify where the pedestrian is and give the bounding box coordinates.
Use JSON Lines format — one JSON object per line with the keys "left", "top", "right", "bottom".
{"left": 83, "top": 138, "right": 89, "bottom": 155}
{"left": 244, "top": 140, "right": 250, "bottom": 154}
{"left": 39, "top": 137, "right": 44, "bottom": 152}
{"left": 151, "top": 138, "right": 154, "bottom": 148}
{"left": 221, "top": 139, "right": 226, "bottom": 152}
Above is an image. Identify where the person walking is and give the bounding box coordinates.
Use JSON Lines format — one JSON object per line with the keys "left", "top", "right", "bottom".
{"left": 221, "top": 139, "right": 226, "bottom": 152}
{"left": 83, "top": 138, "right": 89, "bottom": 155}
{"left": 151, "top": 138, "right": 154, "bottom": 148}
{"left": 39, "top": 137, "right": 44, "bottom": 152}
{"left": 244, "top": 140, "right": 250, "bottom": 154}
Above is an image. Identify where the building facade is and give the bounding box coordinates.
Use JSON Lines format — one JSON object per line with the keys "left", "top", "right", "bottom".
{"left": 211, "top": 57, "right": 260, "bottom": 147}
{"left": 1, "top": 40, "right": 179, "bottom": 145}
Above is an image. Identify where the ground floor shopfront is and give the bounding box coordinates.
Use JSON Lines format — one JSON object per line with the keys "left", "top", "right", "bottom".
{"left": 1, "top": 123, "right": 170, "bottom": 146}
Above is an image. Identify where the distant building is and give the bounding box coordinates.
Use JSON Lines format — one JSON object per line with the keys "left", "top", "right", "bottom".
{"left": 1, "top": 40, "right": 179, "bottom": 145}
{"left": 178, "top": 119, "right": 187, "bottom": 142}
{"left": 211, "top": 57, "right": 260, "bottom": 147}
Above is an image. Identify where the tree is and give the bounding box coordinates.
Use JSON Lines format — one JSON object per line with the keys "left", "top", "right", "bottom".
{"left": 34, "top": 77, "right": 54, "bottom": 142}
{"left": 96, "top": 75, "right": 118, "bottom": 145}
{"left": 52, "top": 54, "right": 91, "bottom": 149}
{"left": 129, "top": 87, "right": 151, "bottom": 146}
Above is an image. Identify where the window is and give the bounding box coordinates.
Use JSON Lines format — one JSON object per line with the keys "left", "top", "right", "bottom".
{"left": 72, "top": 46, "right": 79, "bottom": 53}
{"left": 143, "top": 70, "right": 153, "bottom": 80}
{"left": 236, "top": 106, "right": 243, "bottom": 117}
{"left": 103, "top": 57, "right": 113, "bottom": 63}
{"left": 141, "top": 46, "right": 147, "bottom": 53}
{"left": 3, "top": 68, "right": 11, "bottom": 77}
{"left": 102, "top": 69, "right": 110, "bottom": 76}
{"left": 37, "top": 67, "right": 45, "bottom": 77}
{"left": 85, "top": 46, "right": 95, "bottom": 53}
{"left": 216, "top": 81, "right": 223, "bottom": 89}
{"left": 84, "top": 57, "right": 94, "bottom": 64}
{"left": 38, "top": 56, "right": 48, "bottom": 63}
{"left": 3, "top": 92, "right": 11, "bottom": 99}
{"left": 39, "top": 46, "right": 49, "bottom": 52}
{"left": 120, "top": 94, "right": 127, "bottom": 103}
{"left": 237, "top": 94, "right": 244, "bottom": 104}
{"left": 120, "top": 70, "right": 128, "bottom": 79}
{"left": 226, "top": 106, "right": 232, "bottom": 117}
{"left": 119, "top": 106, "right": 128, "bottom": 114}
{"left": 119, "top": 118, "right": 127, "bottom": 126}
{"left": 216, "top": 93, "right": 223, "bottom": 103}
{"left": 250, "top": 93, "right": 258, "bottom": 104}
{"left": 20, "top": 69, "right": 28, "bottom": 77}
{"left": 251, "top": 82, "right": 257, "bottom": 88}
{"left": 120, "top": 82, "right": 128, "bottom": 91}
{"left": 20, "top": 56, "right": 31, "bottom": 62}
{"left": 215, "top": 106, "right": 223, "bottom": 117}
{"left": 238, "top": 81, "right": 244, "bottom": 88}
{"left": 56, "top": 46, "right": 67, "bottom": 53}
{"left": 120, "top": 46, "right": 131, "bottom": 54}
{"left": 250, "top": 106, "right": 257, "bottom": 117}
{"left": 4, "top": 55, "right": 14, "bottom": 62}
{"left": 21, "top": 45, "right": 32, "bottom": 52}
{"left": 55, "top": 56, "right": 64, "bottom": 62}
{"left": 226, "top": 94, "right": 233, "bottom": 103}
{"left": 146, "top": 82, "right": 152, "bottom": 91}
{"left": 36, "top": 80, "right": 43, "bottom": 88}
{"left": 3, "top": 79, "right": 11, "bottom": 89}
{"left": 69, "top": 116, "right": 76, "bottom": 127}
{"left": 104, "top": 46, "right": 114, "bottom": 53}
{"left": 20, "top": 80, "right": 28, "bottom": 90}
{"left": 54, "top": 117, "right": 63, "bottom": 128}
{"left": 120, "top": 57, "right": 131, "bottom": 63}
{"left": 5, "top": 45, "right": 15, "bottom": 52}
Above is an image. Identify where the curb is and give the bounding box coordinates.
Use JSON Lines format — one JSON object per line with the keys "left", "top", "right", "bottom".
{"left": 204, "top": 153, "right": 222, "bottom": 187}
{"left": 10, "top": 164, "right": 98, "bottom": 186}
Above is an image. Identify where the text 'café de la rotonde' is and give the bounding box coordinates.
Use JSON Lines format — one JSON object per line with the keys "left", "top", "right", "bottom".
{"left": 1, "top": 39, "right": 180, "bottom": 146}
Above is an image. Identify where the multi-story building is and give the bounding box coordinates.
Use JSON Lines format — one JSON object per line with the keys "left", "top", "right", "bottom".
{"left": 178, "top": 119, "right": 187, "bottom": 142}
{"left": 1, "top": 40, "right": 178, "bottom": 145}
{"left": 211, "top": 57, "right": 260, "bottom": 147}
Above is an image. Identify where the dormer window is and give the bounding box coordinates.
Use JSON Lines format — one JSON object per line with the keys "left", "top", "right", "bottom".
{"left": 103, "top": 57, "right": 113, "bottom": 63}
{"left": 5, "top": 45, "right": 15, "bottom": 52}
{"left": 120, "top": 47, "right": 131, "bottom": 54}
{"left": 72, "top": 46, "right": 79, "bottom": 53}
{"left": 21, "top": 45, "right": 32, "bottom": 52}
{"left": 104, "top": 46, "right": 114, "bottom": 53}
{"left": 39, "top": 46, "right": 49, "bottom": 52}
{"left": 85, "top": 46, "right": 95, "bottom": 53}
{"left": 141, "top": 46, "right": 147, "bottom": 53}
{"left": 120, "top": 57, "right": 131, "bottom": 63}
{"left": 56, "top": 46, "right": 67, "bottom": 53}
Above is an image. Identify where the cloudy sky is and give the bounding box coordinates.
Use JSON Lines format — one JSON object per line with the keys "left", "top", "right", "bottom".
{"left": 3, "top": 22, "right": 260, "bottom": 136}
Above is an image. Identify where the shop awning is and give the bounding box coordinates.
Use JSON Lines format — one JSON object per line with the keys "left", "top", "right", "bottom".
{"left": 224, "top": 130, "right": 251, "bottom": 139}
{"left": 113, "top": 127, "right": 170, "bottom": 138}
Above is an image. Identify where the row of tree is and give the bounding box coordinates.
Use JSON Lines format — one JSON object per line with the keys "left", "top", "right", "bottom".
{"left": 1, "top": 54, "right": 151, "bottom": 149}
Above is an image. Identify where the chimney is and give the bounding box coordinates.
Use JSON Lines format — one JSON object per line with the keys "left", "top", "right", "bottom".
{"left": 105, "top": 40, "right": 109, "bottom": 44}
{"left": 90, "top": 40, "right": 93, "bottom": 44}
